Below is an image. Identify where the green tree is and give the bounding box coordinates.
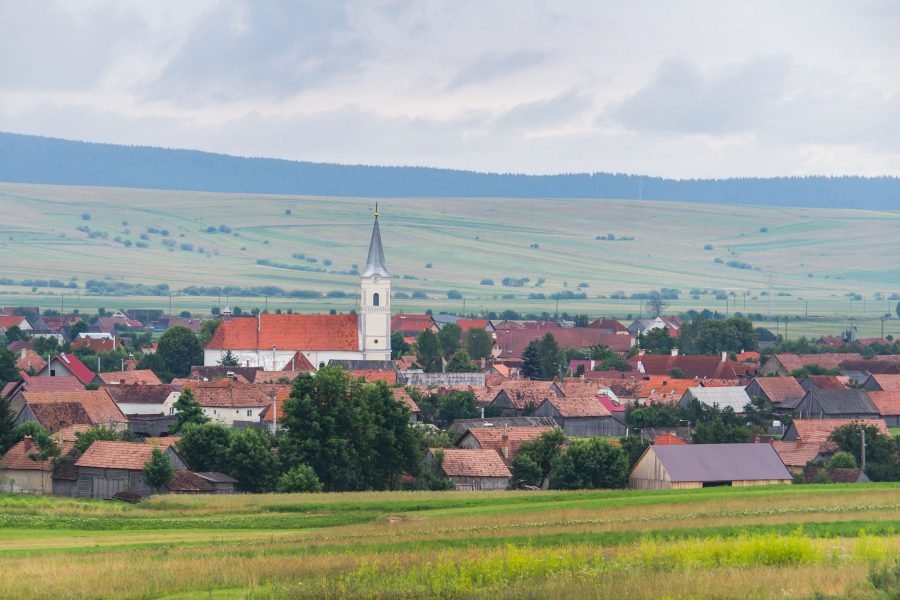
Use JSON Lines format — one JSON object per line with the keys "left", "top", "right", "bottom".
{"left": 276, "top": 464, "right": 323, "bottom": 493}
{"left": 639, "top": 327, "right": 677, "bottom": 354}
{"left": 510, "top": 428, "right": 566, "bottom": 488}
{"left": 537, "top": 333, "right": 564, "bottom": 379}
{"left": 391, "top": 331, "right": 410, "bottom": 359}
{"left": 415, "top": 329, "right": 443, "bottom": 373}
{"left": 790, "top": 365, "right": 842, "bottom": 378}
{"left": 446, "top": 348, "right": 478, "bottom": 373}
{"left": 743, "top": 396, "right": 777, "bottom": 429}
{"left": 69, "top": 320, "right": 89, "bottom": 339}
{"left": 227, "top": 428, "right": 279, "bottom": 492}
{"left": 74, "top": 425, "right": 121, "bottom": 453}
{"left": 0, "top": 395, "right": 16, "bottom": 452}
{"left": 691, "top": 416, "right": 752, "bottom": 444}
{"left": 156, "top": 326, "right": 203, "bottom": 378}
{"left": 438, "top": 323, "right": 462, "bottom": 359}
{"left": 0, "top": 349, "right": 20, "bottom": 387}
{"left": 171, "top": 388, "right": 209, "bottom": 433}
{"left": 549, "top": 438, "right": 629, "bottom": 489}
{"left": 465, "top": 328, "right": 494, "bottom": 360}
{"left": 21, "top": 425, "right": 61, "bottom": 492}
{"left": 217, "top": 350, "right": 240, "bottom": 367}
{"left": 681, "top": 317, "right": 757, "bottom": 354}
{"left": 520, "top": 341, "right": 541, "bottom": 379}
{"left": 143, "top": 447, "right": 174, "bottom": 493}
{"left": 280, "top": 367, "right": 420, "bottom": 491}
{"left": 828, "top": 422, "right": 899, "bottom": 480}
{"left": 136, "top": 352, "right": 174, "bottom": 383}
{"left": 32, "top": 336, "right": 60, "bottom": 356}
{"left": 435, "top": 390, "right": 478, "bottom": 427}
{"left": 198, "top": 320, "right": 220, "bottom": 346}
{"left": 599, "top": 354, "right": 632, "bottom": 372}
{"left": 4, "top": 325, "right": 27, "bottom": 344}
{"left": 827, "top": 451, "right": 858, "bottom": 469}
{"left": 176, "top": 422, "right": 231, "bottom": 472}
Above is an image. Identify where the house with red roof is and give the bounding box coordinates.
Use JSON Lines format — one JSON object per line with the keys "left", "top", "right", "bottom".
{"left": 494, "top": 328, "right": 635, "bottom": 364}
{"left": 425, "top": 448, "right": 511, "bottom": 490}
{"left": 39, "top": 353, "right": 97, "bottom": 386}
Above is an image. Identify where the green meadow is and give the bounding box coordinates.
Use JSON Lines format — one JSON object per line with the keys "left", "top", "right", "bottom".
{"left": 0, "top": 485, "right": 899, "bottom": 598}
{"left": 1, "top": 182, "right": 899, "bottom": 338}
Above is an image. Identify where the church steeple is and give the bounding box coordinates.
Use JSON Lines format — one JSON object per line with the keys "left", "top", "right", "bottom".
{"left": 361, "top": 207, "right": 391, "bottom": 278}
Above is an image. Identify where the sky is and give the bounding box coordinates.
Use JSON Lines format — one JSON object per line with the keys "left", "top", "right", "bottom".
{"left": 1, "top": 0, "right": 899, "bottom": 178}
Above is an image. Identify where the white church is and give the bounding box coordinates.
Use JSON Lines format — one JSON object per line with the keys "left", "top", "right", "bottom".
{"left": 203, "top": 212, "right": 392, "bottom": 370}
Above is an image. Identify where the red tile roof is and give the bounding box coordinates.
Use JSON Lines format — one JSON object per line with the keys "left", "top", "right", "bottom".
{"left": 496, "top": 329, "right": 633, "bottom": 358}
{"left": 737, "top": 351, "right": 761, "bottom": 363}
{"left": 460, "top": 427, "right": 554, "bottom": 460}
{"left": 588, "top": 318, "right": 628, "bottom": 333}
{"left": 752, "top": 377, "right": 806, "bottom": 403}
{"left": 103, "top": 384, "right": 178, "bottom": 405}
{"left": 868, "top": 392, "right": 900, "bottom": 417}
{"left": 491, "top": 381, "right": 557, "bottom": 409}
{"left": 804, "top": 375, "right": 849, "bottom": 390}
{"left": 391, "top": 387, "right": 420, "bottom": 413}
{"left": 771, "top": 440, "right": 833, "bottom": 468}
{"left": 456, "top": 319, "right": 491, "bottom": 332}
{"left": 205, "top": 314, "right": 359, "bottom": 351}
{"left": 869, "top": 375, "right": 900, "bottom": 392}
{"left": 14, "top": 375, "right": 84, "bottom": 394}
{"left": 632, "top": 355, "right": 750, "bottom": 380}
{"left": 75, "top": 441, "right": 159, "bottom": 470}
{"left": 182, "top": 380, "right": 274, "bottom": 408}
{"left": 0, "top": 315, "right": 28, "bottom": 329}
{"left": 258, "top": 385, "right": 293, "bottom": 423}
{"left": 789, "top": 419, "right": 891, "bottom": 443}
{"left": 434, "top": 448, "right": 512, "bottom": 478}
{"left": 98, "top": 370, "right": 162, "bottom": 386}
{"left": 391, "top": 314, "right": 436, "bottom": 334}
{"left": 15, "top": 350, "right": 47, "bottom": 373}
{"left": 770, "top": 353, "right": 864, "bottom": 373}
{"left": 280, "top": 352, "right": 316, "bottom": 372}
{"left": 352, "top": 370, "right": 398, "bottom": 384}
{"left": 22, "top": 390, "right": 128, "bottom": 431}
{"left": 542, "top": 396, "right": 611, "bottom": 417}
{"left": 0, "top": 437, "right": 76, "bottom": 471}
{"left": 71, "top": 338, "right": 123, "bottom": 353}
{"left": 652, "top": 433, "right": 687, "bottom": 445}
{"left": 47, "top": 353, "right": 96, "bottom": 385}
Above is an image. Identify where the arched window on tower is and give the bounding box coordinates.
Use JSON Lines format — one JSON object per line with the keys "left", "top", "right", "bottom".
{"left": 373, "top": 293, "right": 380, "bottom": 306}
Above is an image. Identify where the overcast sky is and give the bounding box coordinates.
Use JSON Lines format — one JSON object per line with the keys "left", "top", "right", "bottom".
{"left": 1, "top": 1, "right": 898, "bottom": 177}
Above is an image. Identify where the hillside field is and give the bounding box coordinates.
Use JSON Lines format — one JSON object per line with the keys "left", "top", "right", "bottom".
{"left": 0, "top": 485, "right": 899, "bottom": 599}
{"left": 2, "top": 182, "right": 899, "bottom": 338}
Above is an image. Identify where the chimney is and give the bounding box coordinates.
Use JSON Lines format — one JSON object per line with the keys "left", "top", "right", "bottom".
{"left": 671, "top": 348, "right": 679, "bottom": 357}
{"left": 23, "top": 435, "right": 32, "bottom": 452}
{"left": 721, "top": 351, "right": 727, "bottom": 363}
{"left": 20, "top": 348, "right": 27, "bottom": 360}
{"left": 638, "top": 349, "right": 646, "bottom": 356}
{"left": 501, "top": 428, "right": 510, "bottom": 461}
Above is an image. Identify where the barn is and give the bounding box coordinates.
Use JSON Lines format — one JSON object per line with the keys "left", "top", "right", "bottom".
{"left": 74, "top": 441, "right": 188, "bottom": 499}
{"left": 629, "top": 443, "right": 792, "bottom": 490}
{"left": 425, "top": 448, "right": 511, "bottom": 491}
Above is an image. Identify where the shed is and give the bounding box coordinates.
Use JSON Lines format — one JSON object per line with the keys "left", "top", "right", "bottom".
{"left": 425, "top": 448, "right": 511, "bottom": 491}
{"left": 792, "top": 389, "right": 880, "bottom": 420}
{"left": 629, "top": 443, "right": 792, "bottom": 490}
{"left": 194, "top": 472, "right": 238, "bottom": 494}
{"left": 455, "top": 426, "right": 554, "bottom": 462}
{"left": 867, "top": 391, "right": 900, "bottom": 426}
{"left": 487, "top": 381, "right": 557, "bottom": 416}
{"left": 533, "top": 396, "right": 623, "bottom": 437}
{"left": 74, "top": 441, "right": 187, "bottom": 499}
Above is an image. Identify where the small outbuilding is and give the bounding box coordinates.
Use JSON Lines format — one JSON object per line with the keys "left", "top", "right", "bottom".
{"left": 425, "top": 448, "right": 511, "bottom": 491}
{"left": 74, "top": 441, "right": 188, "bottom": 499}
{"left": 629, "top": 443, "right": 792, "bottom": 490}
{"left": 533, "top": 396, "right": 623, "bottom": 437}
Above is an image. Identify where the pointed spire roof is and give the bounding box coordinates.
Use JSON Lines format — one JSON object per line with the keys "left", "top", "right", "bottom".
{"left": 361, "top": 212, "right": 391, "bottom": 278}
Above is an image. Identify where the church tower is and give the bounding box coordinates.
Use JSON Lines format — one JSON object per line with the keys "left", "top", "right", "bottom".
{"left": 359, "top": 208, "right": 391, "bottom": 361}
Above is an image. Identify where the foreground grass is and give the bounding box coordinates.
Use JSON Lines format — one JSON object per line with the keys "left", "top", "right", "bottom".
{"left": 0, "top": 485, "right": 899, "bottom": 599}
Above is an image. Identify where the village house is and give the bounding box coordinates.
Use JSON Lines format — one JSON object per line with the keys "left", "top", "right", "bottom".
{"left": 182, "top": 380, "right": 273, "bottom": 427}
{"left": 455, "top": 426, "right": 554, "bottom": 462}
{"left": 389, "top": 387, "right": 421, "bottom": 421}
{"left": 425, "top": 448, "right": 511, "bottom": 491}
{"left": 867, "top": 391, "right": 900, "bottom": 426}
{"left": 0, "top": 425, "right": 87, "bottom": 494}
{"left": 14, "top": 390, "right": 128, "bottom": 433}
{"left": 4, "top": 376, "right": 84, "bottom": 412}
{"left": 204, "top": 214, "right": 392, "bottom": 369}
{"left": 631, "top": 352, "right": 752, "bottom": 382}
{"left": 71, "top": 336, "right": 124, "bottom": 353}
{"left": 863, "top": 374, "right": 900, "bottom": 392}
{"left": 165, "top": 470, "right": 237, "bottom": 494}
{"left": 39, "top": 353, "right": 97, "bottom": 386}
{"left": 533, "top": 397, "right": 622, "bottom": 437}
{"left": 629, "top": 443, "right": 792, "bottom": 490}
{"left": 98, "top": 369, "right": 162, "bottom": 386}
{"left": 627, "top": 316, "right": 682, "bottom": 337}
{"left": 781, "top": 419, "right": 891, "bottom": 442}
{"left": 758, "top": 353, "right": 864, "bottom": 377}
{"left": 588, "top": 318, "right": 630, "bottom": 334}
{"left": 798, "top": 375, "right": 850, "bottom": 393}
{"left": 487, "top": 381, "right": 559, "bottom": 416}
{"left": 770, "top": 439, "right": 835, "bottom": 475}
{"left": 103, "top": 384, "right": 181, "bottom": 436}
{"left": 493, "top": 327, "right": 634, "bottom": 364}
{"left": 73, "top": 441, "right": 188, "bottom": 499}
{"left": 744, "top": 377, "right": 806, "bottom": 406}
{"left": 447, "top": 416, "right": 559, "bottom": 436}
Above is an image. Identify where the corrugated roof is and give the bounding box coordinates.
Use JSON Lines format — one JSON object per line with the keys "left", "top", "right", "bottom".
{"left": 650, "top": 443, "right": 791, "bottom": 482}
{"left": 434, "top": 448, "right": 512, "bottom": 478}
{"left": 683, "top": 386, "right": 752, "bottom": 412}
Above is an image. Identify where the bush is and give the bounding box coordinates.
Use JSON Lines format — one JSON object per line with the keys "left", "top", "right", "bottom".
{"left": 827, "top": 451, "right": 858, "bottom": 469}
{"left": 704, "top": 244, "right": 714, "bottom": 250}
{"left": 81, "top": 213, "right": 91, "bottom": 221}
{"left": 276, "top": 465, "right": 323, "bottom": 493}
{"left": 112, "top": 491, "right": 141, "bottom": 504}
{"left": 480, "top": 279, "right": 494, "bottom": 286}
{"left": 425, "top": 263, "right": 433, "bottom": 269}
{"left": 447, "top": 289, "right": 463, "bottom": 299}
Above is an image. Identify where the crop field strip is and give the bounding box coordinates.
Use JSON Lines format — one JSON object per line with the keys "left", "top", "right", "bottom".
{"left": 1, "top": 485, "right": 899, "bottom": 599}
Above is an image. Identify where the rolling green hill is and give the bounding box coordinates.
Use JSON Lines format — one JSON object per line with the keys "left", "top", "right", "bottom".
{"left": 1, "top": 182, "right": 899, "bottom": 337}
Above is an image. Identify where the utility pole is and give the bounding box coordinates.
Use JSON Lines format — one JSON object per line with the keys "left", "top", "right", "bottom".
{"left": 861, "top": 429, "right": 866, "bottom": 473}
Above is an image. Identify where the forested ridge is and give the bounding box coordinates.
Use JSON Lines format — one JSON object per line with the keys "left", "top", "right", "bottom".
{"left": 1, "top": 131, "right": 898, "bottom": 209}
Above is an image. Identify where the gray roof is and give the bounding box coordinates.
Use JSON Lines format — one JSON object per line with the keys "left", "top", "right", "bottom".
{"left": 804, "top": 389, "right": 879, "bottom": 415}
{"left": 650, "top": 443, "right": 791, "bottom": 482}
{"left": 448, "top": 416, "right": 559, "bottom": 434}
{"left": 194, "top": 471, "right": 238, "bottom": 484}
{"left": 328, "top": 359, "right": 397, "bottom": 371}
{"left": 683, "top": 386, "right": 752, "bottom": 412}
{"left": 360, "top": 216, "right": 391, "bottom": 278}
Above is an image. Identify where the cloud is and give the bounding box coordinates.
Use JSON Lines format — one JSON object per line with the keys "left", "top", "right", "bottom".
{"left": 446, "top": 51, "right": 549, "bottom": 90}
{"left": 608, "top": 57, "right": 790, "bottom": 134}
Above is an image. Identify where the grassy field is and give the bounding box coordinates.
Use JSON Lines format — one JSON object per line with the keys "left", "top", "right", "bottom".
{"left": 1, "top": 182, "right": 900, "bottom": 338}
{"left": 1, "top": 485, "right": 900, "bottom": 598}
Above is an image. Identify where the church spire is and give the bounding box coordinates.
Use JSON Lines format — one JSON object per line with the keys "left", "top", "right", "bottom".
{"left": 360, "top": 207, "right": 391, "bottom": 278}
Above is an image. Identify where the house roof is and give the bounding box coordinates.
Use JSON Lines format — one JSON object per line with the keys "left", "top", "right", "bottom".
{"left": 867, "top": 374, "right": 900, "bottom": 392}
{"left": 47, "top": 353, "right": 95, "bottom": 385}
{"left": 865, "top": 391, "right": 900, "bottom": 417}
{"left": 15, "top": 350, "right": 47, "bottom": 373}
{"left": 0, "top": 315, "right": 28, "bottom": 330}
{"left": 75, "top": 441, "right": 161, "bottom": 470}
{"left": 459, "top": 427, "right": 554, "bottom": 459}
{"left": 455, "top": 319, "right": 491, "bottom": 332}
{"left": 390, "top": 314, "right": 436, "bottom": 334}
{"left": 838, "top": 360, "right": 900, "bottom": 375}
{"left": 205, "top": 314, "right": 359, "bottom": 351}
{"left": 448, "top": 416, "right": 559, "bottom": 434}
{"left": 391, "top": 387, "right": 420, "bottom": 413}
{"left": 490, "top": 381, "right": 558, "bottom": 409}
{"left": 632, "top": 355, "right": 750, "bottom": 380}
{"left": 541, "top": 396, "right": 611, "bottom": 418}
{"left": 787, "top": 419, "right": 891, "bottom": 442}
{"left": 103, "top": 384, "right": 178, "bottom": 405}
{"left": 802, "top": 389, "right": 879, "bottom": 416}
{"left": 253, "top": 370, "right": 306, "bottom": 384}
{"left": 166, "top": 470, "right": 216, "bottom": 492}
{"left": 490, "top": 364, "right": 511, "bottom": 378}
{"left": 434, "top": 448, "right": 512, "bottom": 478}
{"left": 802, "top": 376, "right": 849, "bottom": 390}
{"left": 683, "top": 386, "right": 753, "bottom": 412}
{"left": 736, "top": 351, "right": 761, "bottom": 363}
{"left": 15, "top": 375, "right": 84, "bottom": 394}
{"left": 771, "top": 440, "right": 833, "bottom": 468}
{"left": 22, "top": 390, "right": 127, "bottom": 431}
{"left": 71, "top": 337, "right": 122, "bottom": 353}
{"left": 183, "top": 380, "right": 275, "bottom": 408}
{"left": 647, "top": 443, "right": 791, "bottom": 483}
{"left": 0, "top": 437, "right": 76, "bottom": 471}
{"left": 495, "top": 329, "right": 633, "bottom": 358}
{"left": 98, "top": 370, "right": 162, "bottom": 386}
{"left": 597, "top": 393, "right": 627, "bottom": 414}
{"left": 751, "top": 377, "right": 805, "bottom": 403}
{"left": 258, "top": 385, "right": 293, "bottom": 423}
{"left": 636, "top": 377, "right": 696, "bottom": 401}
{"left": 588, "top": 318, "right": 628, "bottom": 333}
{"left": 770, "top": 353, "right": 864, "bottom": 373}
{"left": 651, "top": 432, "right": 687, "bottom": 445}
{"left": 194, "top": 471, "right": 238, "bottom": 484}
{"left": 280, "top": 352, "right": 316, "bottom": 372}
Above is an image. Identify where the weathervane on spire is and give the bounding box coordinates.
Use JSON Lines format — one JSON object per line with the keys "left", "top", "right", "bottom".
{"left": 374, "top": 202, "right": 379, "bottom": 219}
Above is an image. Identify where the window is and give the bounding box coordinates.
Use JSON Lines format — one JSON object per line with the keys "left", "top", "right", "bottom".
{"left": 50, "top": 369, "right": 56, "bottom": 377}
{"left": 169, "top": 407, "right": 175, "bottom": 415}
{"left": 373, "top": 292, "right": 380, "bottom": 306}
{"left": 247, "top": 410, "right": 252, "bottom": 416}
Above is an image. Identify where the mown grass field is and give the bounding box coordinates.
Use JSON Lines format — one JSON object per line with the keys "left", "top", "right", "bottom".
{"left": 1, "top": 182, "right": 899, "bottom": 338}
{"left": 1, "top": 484, "right": 900, "bottom": 598}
